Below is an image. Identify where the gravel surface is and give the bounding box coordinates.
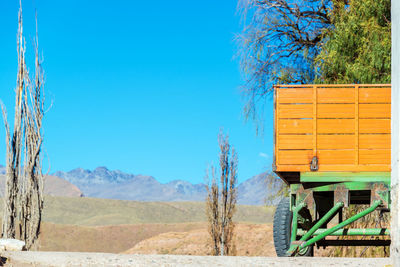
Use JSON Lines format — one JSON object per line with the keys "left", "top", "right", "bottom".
{"left": 0, "top": 252, "right": 393, "bottom": 267}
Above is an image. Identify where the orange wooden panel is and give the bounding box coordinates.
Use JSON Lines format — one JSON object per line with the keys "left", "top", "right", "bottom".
{"left": 359, "top": 87, "right": 391, "bottom": 103}
{"left": 317, "top": 104, "right": 355, "bottom": 118}
{"left": 278, "top": 104, "right": 313, "bottom": 118}
{"left": 317, "top": 88, "right": 355, "bottom": 103}
{"left": 278, "top": 119, "right": 313, "bottom": 134}
{"left": 278, "top": 135, "right": 313, "bottom": 150}
{"left": 275, "top": 84, "right": 390, "bottom": 88}
{"left": 317, "top": 135, "right": 355, "bottom": 149}
{"left": 359, "top": 149, "right": 390, "bottom": 164}
{"left": 317, "top": 119, "right": 355, "bottom": 134}
{"left": 277, "top": 88, "right": 313, "bottom": 103}
{"left": 275, "top": 164, "right": 390, "bottom": 172}
{"left": 274, "top": 84, "right": 391, "bottom": 174}
{"left": 359, "top": 134, "right": 390, "bottom": 149}
{"left": 359, "top": 119, "right": 390, "bottom": 134}
{"left": 359, "top": 104, "right": 390, "bottom": 118}
{"left": 277, "top": 150, "right": 313, "bottom": 165}
{"left": 275, "top": 85, "right": 314, "bottom": 88}
{"left": 317, "top": 150, "right": 355, "bottom": 165}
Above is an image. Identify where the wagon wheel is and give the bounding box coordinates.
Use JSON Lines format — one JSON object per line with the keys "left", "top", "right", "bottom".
{"left": 273, "top": 197, "right": 314, "bottom": 257}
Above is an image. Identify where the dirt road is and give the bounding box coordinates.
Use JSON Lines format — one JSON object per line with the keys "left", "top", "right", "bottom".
{"left": 0, "top": 252, "right": 392, "bottom": 267}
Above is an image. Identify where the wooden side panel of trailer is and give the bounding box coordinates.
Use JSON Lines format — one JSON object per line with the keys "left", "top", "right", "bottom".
{"left": 274, "top": 84, "right": 391, "bottom": 173}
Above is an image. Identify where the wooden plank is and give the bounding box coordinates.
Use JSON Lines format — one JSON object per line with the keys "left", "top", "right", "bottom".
{"left": 359, "top": 104, "right": 391, "bottom": 118}
{"left": 313, "top": 85, "right": 317, "bottom": 156}
{"left": 317, "top": 104, "right": 355, "bottom": 118}
{"left": 275, "top": 84, "right": 390, "bottom": 88}
{"left": 278, "top": 104, "right": 313, "bottom": 118}
{"left": 275, "top": 85, "right": 314, "bottom": 88}
{"left": 317, "top": 135, "right": 355, "bottom": 149}
{"left": 277, "top": 150, "right": 313, "bottom": 165}
{"left": 317, "top": 119, "right": 355, "bottom": 134}
{"left": 359, "top": 134, "right": 390, "bottom": 149}
{"left": 359, "top": 119, "right": 390, "bottom": 134}
{"left": 277, "top": 88, "right": 313, "bottom": 103}
{"left": 278, "top": 135, "right": 313, "bottom": 150}
{"left": 359, "top": 87, "right": 391, "bottom": 103}
{"left": 355, "top": 85, "right": 359, "bottom": 165}
{"left": 359, "top": 149, "right": 391, "bottom": 165}
{"left": 275, "top": 164, "right": 390, "bottom": 172}
{"left": 318, "top": 165, "right": 391, "bottom": 172}
{"left": 317, "top": 150, "right": 356, "bottom": 165}
{"left": 317, "top": 88, "right": 355, "bottom": 103}
{"left": 278, "top": 119, "right": 313, "bottom": 134}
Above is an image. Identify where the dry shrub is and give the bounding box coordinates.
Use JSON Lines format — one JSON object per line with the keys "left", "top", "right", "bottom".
{"left": 326, "top": 205, "right": 390, "bottom": 257}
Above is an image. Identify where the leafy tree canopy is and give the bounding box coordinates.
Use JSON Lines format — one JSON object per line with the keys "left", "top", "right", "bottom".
{"left": 238, "top": 0, "right": 391, "bottom": 130}
{"left": 315, "top": 0, "right": 391, "bottom": 84}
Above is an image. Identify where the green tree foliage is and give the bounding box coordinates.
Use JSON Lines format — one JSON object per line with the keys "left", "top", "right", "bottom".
{"left": 238, "top": 0, "right": 391, "bottom": 130}
{"left": 315, "top": 0, "right": 391, "bottom": 84}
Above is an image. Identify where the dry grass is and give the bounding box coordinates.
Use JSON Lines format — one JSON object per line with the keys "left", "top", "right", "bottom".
{"left": 123, "top": 223, "right": 275, "bottom": 256}
{"left": 315, "top": 205, "right": 390, "bottom": 258}
{"left": 23, "top": 196, "right": 274, "bottom": 254}
{"left": 37, "top": 222, "right": 206, "bottom": 253}
{"left": 41, "top": 196, "right": 274, "bottom": 226}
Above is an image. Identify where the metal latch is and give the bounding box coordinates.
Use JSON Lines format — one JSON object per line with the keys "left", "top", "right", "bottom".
{"left": 310, "top": 156, "right": 318, "bottom": 171}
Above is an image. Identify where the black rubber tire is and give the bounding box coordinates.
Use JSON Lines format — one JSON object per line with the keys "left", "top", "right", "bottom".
{"left": 273, "top": 197, "right": 292, "bottom": 256}
{"left": 273, "top": 197, "right": 313, "bottom": 257}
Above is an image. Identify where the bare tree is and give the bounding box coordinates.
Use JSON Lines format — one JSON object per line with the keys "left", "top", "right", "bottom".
{"left": 206, "top": 132, "right": 238, "bottom": 256}
{"left": 236, "top": 0, "right": 347, "bottom": 133}
{"left": 265, "top": 172, "right": 288, "bottom": 205}
{"left": 206, "top": 166, "right": 220, "bottom": 255}
{"left": 1, "top": 2, "right": 44, "bottom": 250}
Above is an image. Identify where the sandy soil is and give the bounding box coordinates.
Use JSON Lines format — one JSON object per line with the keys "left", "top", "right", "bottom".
{"left": 124, "top": 223, "right": 276, "bottom": 256}
{"left": 0, "top": 252, "right": 392, "bottom": 267}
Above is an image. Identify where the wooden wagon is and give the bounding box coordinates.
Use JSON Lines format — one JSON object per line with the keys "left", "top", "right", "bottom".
{"left": 272, "top": 84, "right": 391, "bottom": 256}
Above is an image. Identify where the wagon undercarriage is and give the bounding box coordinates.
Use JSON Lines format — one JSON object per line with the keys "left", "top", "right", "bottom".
{"left": 276, "top": 172, "right": 391, "bottom": 257}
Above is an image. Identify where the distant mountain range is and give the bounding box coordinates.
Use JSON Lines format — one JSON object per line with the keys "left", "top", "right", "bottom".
{"left": 53, "top": 167, "right": 281, "bottom": 205}
{"left": 0, "top": 165, "right": 282, "bottom": 205}
{"left": 54, "top": 167, "right": 207, "bottom": 202}
{"left": 0, "top": 165, "right": 83, "bottom": 197}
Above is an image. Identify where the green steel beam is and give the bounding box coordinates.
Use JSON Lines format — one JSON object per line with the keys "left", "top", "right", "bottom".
{"left": 298, "top": 182, "right": 390, "bottom": 192}
{"left": 298, "top": 200, "right": 382, "bottom": 251}
{"left": 297, "top": 228, "right": 390, "bottom": 236}
{"left": 290, "top": 202, "right": 306, "bottom": 243}
{"left": 291, "top": 181, "right": 390, "bottom": 193}
{"left": 308, "top": 182, "right": 389, "bottom": 192}
{"left": 301, "top": 172, "right": 390, "bottom": 183}
{"left": 299, "top": 202, "right": 344, "bottom": 241}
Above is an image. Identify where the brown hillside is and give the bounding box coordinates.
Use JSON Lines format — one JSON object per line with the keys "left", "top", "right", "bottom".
{"left": 0, "top": 175, "right": 83, "bottom": 197}
{"left": 38, "top": 222, "right": 205, "bottom": 253}
{"left": 43, "top": 175, "right": 84, "bottom": 197}
{"left": 124, "top": 223, "right": 276, "bottom": 256}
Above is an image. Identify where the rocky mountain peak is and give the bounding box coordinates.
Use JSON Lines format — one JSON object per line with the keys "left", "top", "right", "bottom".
{"left": 52, "top": 166, "right": 279, "bottom": 205}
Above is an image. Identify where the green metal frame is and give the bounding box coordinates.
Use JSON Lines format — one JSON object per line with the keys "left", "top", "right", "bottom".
{"left": 297, "top": 228, "right": 390, "bottom": 236}
{"left": 291, "top": 181, "right": 390, "bottom": 192}
{"left": 300, "top": 172, "right": 390, "bottom": 183}
{"left": 282, "top": 171, "right": 392, "bottom": 256}
{"left": 290, "top": 203, "right": 306, "bottom": 243}
{"left": 287, "top": 200, "right": 384, "bottom": 256}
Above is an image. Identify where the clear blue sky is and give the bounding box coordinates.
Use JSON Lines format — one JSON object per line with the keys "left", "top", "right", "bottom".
{"left": 0, "top": 0, "right": 274, "bottom": 184}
